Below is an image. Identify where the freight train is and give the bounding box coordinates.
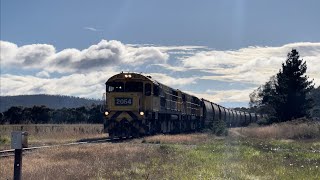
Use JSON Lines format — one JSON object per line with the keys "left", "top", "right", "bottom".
{"left": 103, "top": 72, "right": 262, "bottom": 138}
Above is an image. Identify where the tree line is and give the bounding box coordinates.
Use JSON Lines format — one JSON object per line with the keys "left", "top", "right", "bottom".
{"left": 0, "top": 94, "right": 101, "bottom": 112}
{"left": 0, "top": 104, "right": 104, "bottom": 124}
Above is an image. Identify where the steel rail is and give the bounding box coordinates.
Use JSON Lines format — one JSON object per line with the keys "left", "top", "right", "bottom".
{"left": 0, "top": 137, "right": 125, "bottom": 158}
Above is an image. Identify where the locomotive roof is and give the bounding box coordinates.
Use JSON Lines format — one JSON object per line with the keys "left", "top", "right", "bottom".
{"left": 106, "top": 72, "right": 160, "bottom": 85}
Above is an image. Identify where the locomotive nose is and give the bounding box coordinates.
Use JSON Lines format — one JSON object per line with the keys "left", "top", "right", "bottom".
{"left": 106, "top": 92, "right": 145, "bottom": 123}
{"left": 109, "top": 93, "right": 141, "bottom": 111}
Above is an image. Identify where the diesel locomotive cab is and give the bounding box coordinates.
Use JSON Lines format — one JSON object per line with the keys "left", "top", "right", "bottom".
{"left": 104, "top": 73, "right": 157, "bottom": 138}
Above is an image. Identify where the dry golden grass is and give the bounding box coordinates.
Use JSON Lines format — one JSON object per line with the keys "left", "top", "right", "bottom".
{"left": 142, "top": 133, "right": 215, "bottom": 144}
{"left": 229, "top": 120, "right": 320, "bottom": 139}
{"left": 0, "top": 124, "right": 104, "bottom": 150}
{"left": 1, "top": 121, "right": 320, "bottom": 179}
{"left": 1, "top": 134, "right": 319, "bottom": 180}
{"left": 0, "top": 124, "right": 104, "bottom": 136}
{"left": 0, "top": 143, "right": 158, "bottom": 180}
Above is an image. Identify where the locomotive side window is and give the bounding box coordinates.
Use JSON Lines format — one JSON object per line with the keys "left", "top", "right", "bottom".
{"left": 182, "top": 94, "right": 186, "bottom": 101}
{"left": 107, "top": 82, "right": 124, "bottom": 92}
{"left": 160, "top": 97, "right": 166, "bottom": 107}
{"left": 145, "top": 83, "right": 151, "bottom": 96}
{"left": 154, "top": 85, "right": 159, "bottom": 96}
{"left": 125, "top": 82, "right": 143, "bottom": 92}
{"left": 172, "top": 90, "right": 178, "bottom": 101}
{"left": 191, "top": 97, "right": 200, "bottom": 105}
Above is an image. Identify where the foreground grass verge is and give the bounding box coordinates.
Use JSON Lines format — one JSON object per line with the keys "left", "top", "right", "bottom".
{"left": 1, "top": 121, "right": 319, "bottom": 179}
{"left": 1, "top": 134, "right": 319, "bottom": 180}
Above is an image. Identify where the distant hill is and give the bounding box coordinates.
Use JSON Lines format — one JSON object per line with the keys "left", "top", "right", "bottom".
{"left": 0, "top": 94, "right": 102, "bottom": 112}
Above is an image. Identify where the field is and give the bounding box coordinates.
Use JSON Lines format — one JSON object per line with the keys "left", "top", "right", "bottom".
{"left": 0, "top": 124, "right": 104, "bottom": 150}
{"left": 1, "top": 121, "right": 320, "bottom": 179}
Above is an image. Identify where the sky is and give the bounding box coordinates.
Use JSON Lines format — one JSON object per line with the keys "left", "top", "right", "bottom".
{"left": 1, "top": 0, "right": 320, "bottom": 107}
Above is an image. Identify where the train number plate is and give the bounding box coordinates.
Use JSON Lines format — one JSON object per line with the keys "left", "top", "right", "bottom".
{"left": 115, "top": 98, "right": 133, "bottom": 106}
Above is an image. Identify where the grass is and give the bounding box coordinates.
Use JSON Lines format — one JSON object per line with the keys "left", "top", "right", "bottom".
{"left": 0, "top": 124, "right": 104, "bottom": 150}
{"left": 0, "top": 136, "right": 9, "bottom": 145}
{"left": 229, "top": 120, "right": 320, "bottom": 139}
{"left": 0, "top": 143, "right": 157, "bottom": 179}
{"left": 1, "top": 120, "right": 319, "bottom": 179}
{"left": 141, "top": 133, "right": 213, "bottom": 145}
{"left": 1, "top": 135, "right": 319, "bottom": 179}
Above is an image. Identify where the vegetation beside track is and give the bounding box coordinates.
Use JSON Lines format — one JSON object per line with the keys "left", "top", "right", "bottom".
{"left": 1, "top": 120, "right": 319, "bottom": 179}
{"left": 229, "top": 119, "right": 320, "bottom": 139}
{"left": 0, "top": 124, "right": 104, "bottom": 150}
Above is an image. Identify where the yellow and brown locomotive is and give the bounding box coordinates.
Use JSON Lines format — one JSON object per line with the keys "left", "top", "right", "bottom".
{"left": 103, "top": 72, "right": 202, "bottom": 138}
{"left": 103, "top": 72, "right": 263, "bottom": 138}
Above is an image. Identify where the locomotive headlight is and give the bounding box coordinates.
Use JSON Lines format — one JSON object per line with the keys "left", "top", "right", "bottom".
{"left": 128, "top": 74, "right": 132, "bottom": 78}
{"left": 124, "top": 74, "right": 128, "bottom": 78}
{"left": 139, "top": 111, "right": 144, "bottom": 116}
{"left": 104, "top": 111, "right": 109, "bottom": 116}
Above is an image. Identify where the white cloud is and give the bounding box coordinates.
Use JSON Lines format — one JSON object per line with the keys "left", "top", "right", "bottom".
{"left": 186, "top": 88, "right": 256, "bottom": 104}
{"left": 0, "top": 40, "right": 169, "bottom": 73}
{"left": 128, "top": 44, "right": 207, "bottom": 52}
{"left": 0, "top": 70, "right": 118, "bottom": 98}
{"left": 36, "top": 71, "right": 50, "bottom": 78}
{"left": 181, "top": 42, "right": 320, "bottom": 85}
{"left": 83, "top": 27, "right": 102, "bottom": 32}
{"left": 147, "top": 73, "right": 198, "bottom": 87}
{"left": 0, "top": 41, "right": 18, "bottom": 64}
{"left": 149, "top": 64, "right": 187, "bottom": 72}
{"left": 0, "top": 41, "right": 55, "bottom": 68}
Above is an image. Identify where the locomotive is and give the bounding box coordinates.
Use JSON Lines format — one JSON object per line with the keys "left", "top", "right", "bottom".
{"left": 103, "top": 72, "right": 262, "bottom": 138}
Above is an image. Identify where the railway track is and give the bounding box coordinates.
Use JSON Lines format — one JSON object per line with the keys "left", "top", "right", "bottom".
{"left": 0, "top": 137, "right": 127, "bottom": 158}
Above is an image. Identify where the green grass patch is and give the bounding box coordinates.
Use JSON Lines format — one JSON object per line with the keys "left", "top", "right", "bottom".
{"left": 125, "top": 138, "right": 320, "bottom": 179}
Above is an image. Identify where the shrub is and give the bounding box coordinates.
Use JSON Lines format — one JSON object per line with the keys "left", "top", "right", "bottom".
{"left": 211, "top": 119, "right": 228, "bottom": 136}
{"left": 0, "top": 136, "right": 8, "bottom": 144}
{"left": 257, "top": 117, "right": 272, "bottom": 125}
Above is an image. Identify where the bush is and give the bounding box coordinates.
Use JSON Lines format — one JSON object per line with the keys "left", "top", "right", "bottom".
{"left": 310, "top": 107, "right": 320, "bottom": 118}
{"left": 0, "top": 136, "right": 8, "bottom": 144}
{"left": 211, "top": 119, "right": 228, "bottom": 136}
{"left": 257, "top": 117, "right": 272, "bottom": 125}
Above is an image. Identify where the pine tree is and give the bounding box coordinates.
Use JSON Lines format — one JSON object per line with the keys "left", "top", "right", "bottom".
{"left": 250, "top": 49, "right": 314, "bottom": 122}
{"left": 275, "top": 49, "right": 314, "bottom": 121}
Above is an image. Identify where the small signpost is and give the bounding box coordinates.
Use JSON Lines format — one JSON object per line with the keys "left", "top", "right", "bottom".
{"left": 11, "top": 131, "right": 28, "bottom": 180}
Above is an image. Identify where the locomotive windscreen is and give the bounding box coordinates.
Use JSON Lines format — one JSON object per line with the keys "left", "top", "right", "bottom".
{"left": 106, "top": 81, "right": 143, "bottom": 92}
{"left": 107, "top": 82, "right": 124, "bottom": 92}
{"left": 125, "top": 82, "right": 143, "bottom": 92}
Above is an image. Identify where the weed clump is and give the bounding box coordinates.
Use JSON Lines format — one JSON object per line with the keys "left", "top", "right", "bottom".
{"left": 158, "top": 144, "right": 176, "bottom": 154}
{"left": 211, "top": 119, "right": 228, "bottom": 136}
{"left": 0, "top": 136, "right": 8, "bottom": 144}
